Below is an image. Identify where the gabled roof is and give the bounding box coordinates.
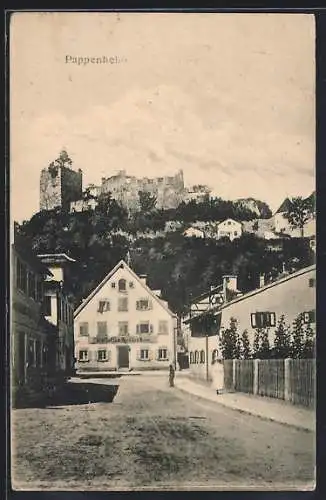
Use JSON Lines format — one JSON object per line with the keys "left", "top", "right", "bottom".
{"left": 275, "top": 197, "right": 292, "bottom": 214}
{"left": 74, "top": 259, "right": 176, "bottom": 318}
{"left": 38, "top": 253, "right": 76, "bottom": 264}
{"left": 185, "top": 264, "right": 316, "bottom": 325}
{"left": 217, "top": 218, "right": 242, "bottom": 226}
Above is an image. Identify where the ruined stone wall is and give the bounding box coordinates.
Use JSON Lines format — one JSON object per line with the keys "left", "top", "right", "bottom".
{"left": 61, "top": 167, "right": 83, "bottom": 211}
{"left": 40, "top": 168, "right": 62, "bottom": 211}
{"left": 40, "top": 166, "right": 82, "bottom": 212}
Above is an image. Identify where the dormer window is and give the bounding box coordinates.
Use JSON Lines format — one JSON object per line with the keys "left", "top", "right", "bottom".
{"left": 118, "top": 279, "right": 127, "bottom": 292}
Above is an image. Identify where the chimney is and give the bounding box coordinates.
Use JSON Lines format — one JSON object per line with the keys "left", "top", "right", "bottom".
{"left": 259, "top": 273, "right": 265, "bottom": 288}
{"left": 222, "top": 275, "right": 238, "bottom": 302}
{"left": 139, "top": 274, "right": 147, "bottom": 285}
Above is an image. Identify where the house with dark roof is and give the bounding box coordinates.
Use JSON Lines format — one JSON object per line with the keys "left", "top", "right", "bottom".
{"left": 272, "top": 193, "right": 316, "bottom": 237}
{"left": 184, "top": 264, "right": 315, "bottom": 383}
{"left": 74, "top": 260, "right": 177, "bottom": 372}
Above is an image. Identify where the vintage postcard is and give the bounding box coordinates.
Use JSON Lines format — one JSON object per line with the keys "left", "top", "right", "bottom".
{"left": 9, "top": 11, "right": 316, "bottom": 491}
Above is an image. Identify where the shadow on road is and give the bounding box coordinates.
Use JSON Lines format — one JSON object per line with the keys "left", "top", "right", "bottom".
{"left": 13, "top": 382, "right": 120, "bottom": 409}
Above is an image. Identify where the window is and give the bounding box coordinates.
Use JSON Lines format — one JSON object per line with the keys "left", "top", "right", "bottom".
{"left": 129, "top": 282, "right": 134, "bottom": 288}
{"left": 158, "top": 320, "right": 168, "bottom": 335}
{"left": 79, "top": 322, "right": 89, "bottom": 337}
{"left": 251, "top": 312, "right": 276, "bottom": 329}
{"left": 97, "top": 321, "right": 107, "bottom": 337}
{"left": 98, "top": 299, "right": 110, "bottom": 313}
{"left": 118, "top": 279, "right": 126, "bottom": 292}
{"left": 158, "top": 348, "right": 168, "bottom": 360}
{"left": 28, "top": 271, "right": 36, "bottom": 299}
{"left": 139, "top": 349, "right": 149, "bottom": 360}
{"left": 194, "top": 350, "right": 199, "bottom": 364}
{"left": 111, "top": 282, "right": 116, "bottom": 288}
{"left": 57, "top": 297, "right": 62, "bottom": 321}
{"left": 35, "top": 340, "right": 41, "bottom": 367}
{"left": 228, "top": 221, "right": 232, "bottom": 225}
{"left": 79, "top": 350, "right": 89, "bottom": 362}
{"left": 43, "top": 296, "right": 52, "bottom": 316}
{"left": 189, "top": 352, "right": 194, "bottom": 364}
{"left": 136, "top": 299, "right": 152, "bottom": 311}
{"left": 303, "top": 310, "right": 315, "bottom": 324}
{"left": 136, "top": 322, "right": 153, "bottom": 334}
{"left": 200, "top": 350, "right": 205, "bottom": 363}
{"left": 309, "top": 278, "right": 316, "bottom": 288}
{"left": 36, "top": 279, "right": 43, "bottom": 302}
{"left": 234, "top": 231, "right": 238, "bottom": 236}
{"left": 118, "top": 297, "right": 128, "bottom": 312}
{"left": 119, "top": 321, "right": 129, "bottom": 336}
{"left": 27, "top": 340, "right": 35, "bottom": 367}
{"left": 211, "top": 349, "right": 219, "bottom": 364}
{"left": 16, "top": 259, "right": 27, "bottom": 293}
{"left": 97, "top": 349, "right": 108, "bottom": 362}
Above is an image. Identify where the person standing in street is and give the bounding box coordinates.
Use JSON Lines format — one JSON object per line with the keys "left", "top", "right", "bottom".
{"left": 169, "top": 363, "right": 175, "bottom": 387}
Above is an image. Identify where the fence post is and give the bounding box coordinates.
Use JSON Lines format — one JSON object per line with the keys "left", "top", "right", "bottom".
{"left": 253, "top": 359, "right": 259, "bottom": 395}
{"left": 232, "top": 359, "right": 236, "bottom": 390}
{"left": 284, "top": 358, "right": 291, "bottom": 402}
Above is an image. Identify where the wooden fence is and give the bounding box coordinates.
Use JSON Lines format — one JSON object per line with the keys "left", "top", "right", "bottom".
{"left": 287, "top": 359, "right": 315, "bottom": 408}
{"left": 234, "top": 360, "right": 254, "bottom": 394}
{"left": 258, "top": 359, "right": 285, "bottom": 400}
{"left": 224, "top": 358, "right": 315, "bottom": 408}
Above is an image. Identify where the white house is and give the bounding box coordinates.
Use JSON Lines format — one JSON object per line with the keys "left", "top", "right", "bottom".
{"left": 185, "top": 265, "right": 316, "bottom": 383}
{"left": 183, "top": 226, "right": 205, "bottom": 238}
{"left": 74, "top": 260, "right": 177, "bottom": 372}
{"left": 217, "top": 219, "right": 242, "bottom": 241}
{"left": 272, "top": 196, "right": 316, "bottom": 237}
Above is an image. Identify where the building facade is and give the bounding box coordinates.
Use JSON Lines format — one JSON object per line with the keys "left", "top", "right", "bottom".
{"left": 217, "top": 218, "right": 242, "bottom": 241}
{"left": 11, "top": 238, "right": 57, "bottom": 402}
{"left": 37, "top": 253, "right": 76, "bottom": 378}
{"left": 74, "top": 260, "right": 177, "bottom": 372}
{"left": 185, "top": 265, "right": 316, "bottom": 383}
{"left": 99, "top": 169, "right": 185, "bottom": 212}
{"left": 40, "top": 163, "right": 83, "bottom": 212}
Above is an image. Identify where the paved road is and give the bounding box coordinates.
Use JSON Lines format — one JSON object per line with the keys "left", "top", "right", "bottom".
{"left": 12, "top": 375, "right": 315, "bottom": 490}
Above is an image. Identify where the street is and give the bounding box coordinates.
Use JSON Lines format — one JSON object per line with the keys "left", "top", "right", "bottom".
{"left": 11, "top": 374, "right": 315, "bottom": 491}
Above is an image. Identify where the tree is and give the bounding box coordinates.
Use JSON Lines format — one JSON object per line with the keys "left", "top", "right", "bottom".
{"left": 240, "top": 330, "right": 251, "bottom": 359}
{"left": 302, "top": 323, "right": 316, "bottom": 358}
{"left": 138, "top": 191, "right": 157, "bottom": 213}
{"left": 253, "top": 328, "right": 271, "bottom": 359}
{"left": 284, "top": 196, "right": 314, "bottom": 237}
{"left": 273, "top": 315, "right": 292, "bottom": 358}
{"left": 291, "top": 314, "right": 306, "bottom": 358}
{"left": 48, "top": 150, "right": 73, "bottom": 177}
{"left": 220, "top": 318, "right": 241, "bottom": 359}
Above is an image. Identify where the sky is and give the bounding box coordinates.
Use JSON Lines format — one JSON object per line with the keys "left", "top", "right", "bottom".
{"left": 10, "top": 12, "right": 315, "bottom": 223}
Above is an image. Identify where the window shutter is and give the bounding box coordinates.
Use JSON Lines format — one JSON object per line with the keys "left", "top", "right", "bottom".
{"left": 136, "top": 324, "right": 140, "bottom": 334}
{"left": 150, "top": 324, "right": 154, "bottom": 334}
{"left": 107, "top": 350, "right": 111, "bottom": 362}
{"left": 149, "top": 300, "right": 153, "bottom": 310}
{"left": 136, "top": 350, "right": 141, "bottom": 360}
{"left": 136, "top": 301, "right": 140, "bottom": 311}
{"left": 251, "top": 313, "right": 257, "bottom": 328}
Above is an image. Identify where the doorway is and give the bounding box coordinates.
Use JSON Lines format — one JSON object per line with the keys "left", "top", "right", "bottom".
{"left": 117, "top": 345, "right": 129, "bottom": 369}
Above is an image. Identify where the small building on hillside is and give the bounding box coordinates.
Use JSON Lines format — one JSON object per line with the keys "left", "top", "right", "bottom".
{"left": 183, "top": 226, "right": 205, "bottom": 238}
{"left": 74, "top": 260, "right": 177, "bottom": 372}
{"left": 184, "top": 265, "right": 316, "bottom": 383}
{"left": 272, "top": 195, "right": 316, "bottom": 238}
{"left": 217, "top": 219, "right": 242, "bottom": 241}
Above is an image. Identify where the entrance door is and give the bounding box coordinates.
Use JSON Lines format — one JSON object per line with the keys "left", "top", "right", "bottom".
{"left": 117, "top": 345, "right": 129, "bottom": 369}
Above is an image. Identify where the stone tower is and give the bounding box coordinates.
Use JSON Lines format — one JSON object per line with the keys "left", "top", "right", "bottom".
{"left": 40, "top": 151, "right": 83, "bottom": 211}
